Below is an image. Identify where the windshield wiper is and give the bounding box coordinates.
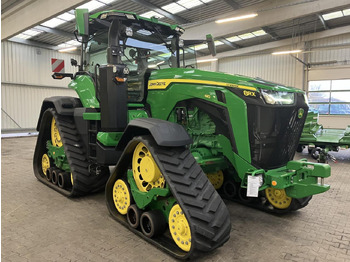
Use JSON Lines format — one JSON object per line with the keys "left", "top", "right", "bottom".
{"left": 149, "top": 24, "right": 175, "bottom": 55}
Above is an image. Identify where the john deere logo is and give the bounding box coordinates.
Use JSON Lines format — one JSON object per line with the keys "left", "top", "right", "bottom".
{"left": 298, "top": 108, "right": 304, "bottom": 119}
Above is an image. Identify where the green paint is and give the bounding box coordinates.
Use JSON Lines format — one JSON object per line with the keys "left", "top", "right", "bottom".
{"left": 68, "top": 75, "right": 99, "bottom": 108}
{"left": 83, "top": 112, "right": 101, "bottom": 120}
{"left": 97, "top": 109, "right": 148, "bottom": 146}
{"left": 300, "top": 110, "right": 350, "bottom": 148}
{"left": 127, "top": 170, "right": 171, "bottom": 209}
{"left": 46, "top": 141, "right": 70, "bottom": 172}
{"left": 75, "top": 9, "right": 89, "bottom": 36}
{"left": 97, "top": 132, "right": 123, "bottom": 146}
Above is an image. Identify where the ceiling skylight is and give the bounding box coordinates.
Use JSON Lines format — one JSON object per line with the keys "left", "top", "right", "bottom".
{"left": 66, "top": 40, "right": 81, "bottom": 46}
{"left": 41, "top": 18, "right": 66, "bottom": 28}
{"left": 343, "top": 9, "right": 350, "bottom": 16}
{"left": 201, "top": 0, "right": 214, "bottom": 3}
{"left": 226, "top": 36, "right": 241, "bottom": 42}
{"left": 99, "top": 0, "right": 117, "bottom": 4}
{"left": 322, "top": 11, "right": 343, "bottom": 21}
{"left": 162, "top": 3, "right": 186, "bottom": 14}
{"left": 177, "top": 0, "right": 202, "bottom": 9}
{"left": 77, "top": 0, "right": 105, "bottom": 12}
{"left": 193, "top": 44, "right": 208, "bottom": 50}
{"left": 14, "top": 34, "right": 31, "bottom": 40}
{"left": 214, "top": 40, "right": 224, "bottom": 46}
{"left": 252, "top": 30, "right": 267, "bottom": 36}
{"left": 238, "top": 33, "right": 255, "bottom": 39}
{"left": 57, "top": 12, "right": 75, "bottom": 21}
{"left": 140, "top": 11, "right": 164, "bottom": 19}
{"left": 22, "top": 29, "right": 43, "bottom": 37}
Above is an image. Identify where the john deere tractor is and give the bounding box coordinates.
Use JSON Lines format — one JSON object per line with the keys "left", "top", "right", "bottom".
{"left": 33, "top": 9, "right": 331, "bottom": 259}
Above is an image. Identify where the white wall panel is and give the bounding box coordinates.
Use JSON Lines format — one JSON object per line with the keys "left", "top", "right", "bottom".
{"left": 197, "top": 63, "right": 212, "bottom": 71}
{"left": 310, "top": 33, "right": 350, "bottom": 66}
{"left": 1, "top": 41, "right": 80, "bottom": 87}
{"left": 1, "top": 41, "right": 80, "bottom": 131}
{"left": 218, "top": 54, "right": 298, "bottom": 88}
{"left": 1, "top": 84, "right": 77, "bottom": 130}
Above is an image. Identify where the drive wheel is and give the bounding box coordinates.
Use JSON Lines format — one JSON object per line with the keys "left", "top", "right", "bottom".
{"left": 169, "top": 204, "right": 192, "bottom": 252}
{"left": 132, "top": 142, "right": 165, "bottom": 192}
{"left": 265, "top": 187, "right": 292, "bottom": 209}
{"left": 112, "top": 179, "right": 132, "bottom": 215}
{"left": 51, "top": 117, "right": 63, "bottom": 147}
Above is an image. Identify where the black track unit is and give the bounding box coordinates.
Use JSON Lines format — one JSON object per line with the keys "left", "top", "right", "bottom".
{"left": 33, "top": 108, "right": 109, "bottom": 197}
{"left": 105, "top": 136, "right": 231, "bottom": 259}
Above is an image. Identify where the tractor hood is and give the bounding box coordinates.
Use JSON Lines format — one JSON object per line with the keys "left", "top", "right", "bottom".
{"left": 149, "top": 68, "right": 304, "bottom": 93}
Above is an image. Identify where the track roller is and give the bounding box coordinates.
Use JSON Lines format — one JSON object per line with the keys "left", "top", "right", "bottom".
{"left": 127, "top": 204, "right": 142, "bottom": 229}
{"left": 51, "top": 169, "right": 59, "bottom": 185}
{"left": 58, "top": 172, "right": 71, "bottom": 189}
{"left": 106, "top": 135, "right": 231, "bottom": 259}
{"left": 140, "top": 210, "right": 166, "bottom": 238}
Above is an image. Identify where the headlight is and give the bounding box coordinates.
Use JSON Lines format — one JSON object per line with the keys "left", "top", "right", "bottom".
{"left": 261, "top": 89, "right": 295, "bottom": 105}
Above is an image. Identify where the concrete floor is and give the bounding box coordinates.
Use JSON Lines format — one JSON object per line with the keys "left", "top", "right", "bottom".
{"left": 2, "top": 136, "right": 350, "bottom": 262}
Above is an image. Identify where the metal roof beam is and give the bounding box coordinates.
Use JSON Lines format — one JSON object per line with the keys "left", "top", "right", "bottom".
{"left": 35, "top": 25, "right": 75, "bottom": 39}
{"left": 223, "top": 0, "right": 240, "bottom": 10}
{"left": 219, "top": 38, "right": 240, "bottom": 49}
{"left": 8, "top": 38, "right": 59, "bottom": 50}
{"left": 261, "top": 26, "right": 279, "bottom": 40}
{"left": 129, "top": 0, "right": 189, "bottom": 24}
{"left": 182, "top": 0, "right": 350, "bottom": 40}
{"left": 2, "top": 0, "right": 87, "bottom": 40}
{"left": 198, "top": 25, "right": 350, "bottom": 59}
{"left": 317, "top": 14, "right": 329, "bottom": 30}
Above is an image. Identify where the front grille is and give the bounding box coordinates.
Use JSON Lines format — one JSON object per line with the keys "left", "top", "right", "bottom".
{"left": 247, "top": 94, "right": 308, "bottom": 169}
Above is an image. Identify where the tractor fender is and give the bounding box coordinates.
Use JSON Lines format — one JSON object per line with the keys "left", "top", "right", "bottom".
{"left": 116, "top": 118, "right": 192, "bottom": 149}
{"left": 36, "top": 96, "right": 82, "bottom": 131}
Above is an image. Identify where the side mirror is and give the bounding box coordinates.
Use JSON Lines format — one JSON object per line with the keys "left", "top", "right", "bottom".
{"left": 75, "top": 9, "right": 89, "bottom": 37}
{"left": 206, "top": 34, "right": 216, "bottom": 56}
{"left": 71, "top": 59, "right": 78, "bottom": 67}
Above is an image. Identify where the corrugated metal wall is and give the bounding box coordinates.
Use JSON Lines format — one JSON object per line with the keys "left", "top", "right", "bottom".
{"left": 219, "top": 54, "right": 298, "bottom": 87}
{"left": 309, "top": 33, "right": 350, "bottom": 66}
{"left": 198, "top": 54, "right": 298, "bottom": 87}
{"left": 1, "top": 41, "right": 79, "bottom": 131}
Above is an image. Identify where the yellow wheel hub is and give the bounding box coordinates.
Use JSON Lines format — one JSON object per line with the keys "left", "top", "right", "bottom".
{"left": 265, "top": 187, "right": 292, "bottom": 209}
{"left": 132, "top": 142, "right": 165, "bottom": 192}
{"left": 41, "top": 154, "right": 50, "bottom": 176}
{"left": 206, "top": 170, "right": 224, "bottom": 189}
{"left": 51, "top": 117, "right": 63, "bottom": 147}
{"left": 71, "top": 173, "right": 74, "bottom": 186}
{"left": 169, "top": 204, "right": 191, "bottom": 252}
{"left": 113, "top": 179, "right": 131, "bottom": 215}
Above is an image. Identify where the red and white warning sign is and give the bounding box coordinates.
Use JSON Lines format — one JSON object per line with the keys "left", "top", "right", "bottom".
{"left": 51, "top": 58, "right": 65, "bottom": 73}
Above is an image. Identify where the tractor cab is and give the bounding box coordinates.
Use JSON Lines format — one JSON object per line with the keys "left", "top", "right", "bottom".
{"left": 77, "top": 10, "right": 196, "bottom": 103}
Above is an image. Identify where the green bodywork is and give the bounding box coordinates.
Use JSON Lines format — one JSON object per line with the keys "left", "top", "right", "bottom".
{"left": 68, "top": 66, "right": 331, "bottom": 199}
{"left": 46, "top": 141, "right": 70, "bottom": 172}
{"left": 127, "top": 170, "right": 175, "bottom": 221}
{"left": 62, "top": 9, "right": 331, "bottom": 210}
{"left": 300, "top": 110, "right": 350, "bottom": 150}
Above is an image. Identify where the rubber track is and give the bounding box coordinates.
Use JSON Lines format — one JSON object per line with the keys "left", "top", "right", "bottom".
{"left": 105, "top": 136, "right": 231, "bottom": 259}
{"left": 33, "top": 108, "right": 109, "bottom": 197}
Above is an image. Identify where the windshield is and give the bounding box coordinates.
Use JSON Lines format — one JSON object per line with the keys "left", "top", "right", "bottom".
{"left": 86, "top": 25, "right": 178, "bottom": 71}
{"left": 85, "top": 18, "right": 197, "bottom": 102}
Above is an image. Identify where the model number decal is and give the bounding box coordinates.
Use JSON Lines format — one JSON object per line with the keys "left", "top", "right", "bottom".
{"left": 243, "top": 90, "right": 256, "bottom": 97}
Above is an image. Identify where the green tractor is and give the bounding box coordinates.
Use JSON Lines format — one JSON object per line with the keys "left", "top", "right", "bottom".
{"left": 33, "top": 9, "right": 331, "bottom": 259}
